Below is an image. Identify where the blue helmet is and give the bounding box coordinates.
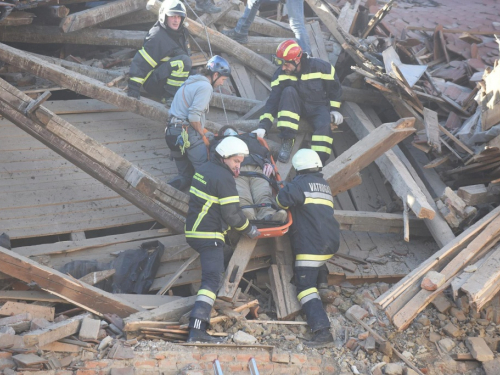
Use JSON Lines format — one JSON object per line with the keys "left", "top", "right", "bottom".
{"left": 206, "top": 55, "right": 231, "bottom": 77}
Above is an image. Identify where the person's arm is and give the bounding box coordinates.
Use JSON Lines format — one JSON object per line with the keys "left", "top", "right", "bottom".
{"left": 187, "top": 82, "right": 213, "bottom": 138}
{"left": 218, "top": 178, "right": 257, "bottom": 237}
{"left": 258, "top": 69, "right": 288, "bottom": 134}
{"left": 276, "top": 181, "right": 305, "bottom": 210}
{"left": 325, "top": 65, "right": 342, "bottom": 112}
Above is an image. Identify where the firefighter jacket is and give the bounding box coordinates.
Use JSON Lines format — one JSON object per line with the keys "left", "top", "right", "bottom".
{"left": 276, "top": 172, "right": 340, "bottom": 256}
{"left": 129, "top": 21, "right": 191, "bottom": 90}
{"left": 185, "top": 157, "right": 252, "bottom": 246}
{"left": 259, "top": 55, "right": 342, "bottom": 133}
{"left": 210, "top": 133, "right": 271, "bottom": 169}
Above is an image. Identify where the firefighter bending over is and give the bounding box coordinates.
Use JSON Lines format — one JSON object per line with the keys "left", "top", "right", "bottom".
{"left": 128, "top": 0, "right": 191, "bottom": 102}
{"left": 276, "top": 149, "right": 340, "bottom": 347}
{"left": 253, "top": 40, "right": 343, "bottom": 164}
{"left": 186, "top": 137, "right": 261, "bottom": 343}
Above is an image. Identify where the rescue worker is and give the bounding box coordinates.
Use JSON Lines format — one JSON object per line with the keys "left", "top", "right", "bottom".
{"left": 165, "top": 55, "right": 230, "bottom": 191}
{"left": 127, "top": 0, "right": 191, "bottom": 102}
{"left": 275, "top": 149, "right": 340, "bottom": 347}
{"left": 252, "top": 40, "right": 343, "bottom": 164}
{"left": 186, "top": 136, "right": 261, "bottom": 343}
{"left": 214, "top": 125, "right": 287, "bottom": 223}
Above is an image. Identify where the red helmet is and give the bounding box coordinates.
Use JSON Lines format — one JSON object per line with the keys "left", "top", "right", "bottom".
{"left": 273, "top": 40, "right": 302, "bottom": 66}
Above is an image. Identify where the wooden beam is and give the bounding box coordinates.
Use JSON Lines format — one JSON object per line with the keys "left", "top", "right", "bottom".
{"left": 0, "top": 291, "right": 65, "bottom": 303}
{"left": 323, "top": 118, "right": 416, "bottom": 196}
{"left": 123, "top": 296, "right": 196, "bottom": 332}
{"left": 157, "top": 253, "right": 199, "bottom": 296}
{"left": 0, "top": 78, "right": 187, "bottom": 233}
{"left": 60, "top": 0, "right": 145, "bottom": 33}
{"left": 220, "top": 10, "right": 293, "bottom": 38}
{"left": 342, "top": 102, "right": 435, "bottom": 219}
{"left": 0, "top": 11, "right": 35, "bottom": 26}
{"left": 0, "top": 42, "right": 169, "bottom": 123}
{"left": 23, "top": 313, "right": 90, "bottom": 348}
{"left": 185, "top": 18, "right": 276, "bottom": 79}
{"left": 0, "top": 246, "right": 143, "bottom": 318}
{"left": 305, "top": 0, "right": 346, "bottom": 46}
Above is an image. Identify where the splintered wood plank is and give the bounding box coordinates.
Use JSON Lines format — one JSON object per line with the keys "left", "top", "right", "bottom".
{"left": 268, "top": 265, "right": 286, "bottom": 318}
{"left": 423, "top": 108, "right": 441, "bottom": 153}
{"left": 0, "top": 301, "right": 55, "bottom": 321}
{"left": 223, "top": 55, "right": 256, "bottom": 100}
{"left": 79, "top": 269, "right": 115, "bottom": 286}
{"left": 0, "top": 246, "right": 143, "bottom": 318}
{"left": 337, "top": 0, "right": 361, "bottom": 33}
{"left": 0, "top": 290, "right": 65, "bottom": 303}
{"left": 23, "top": 313, "right": 89, "bottom": 347}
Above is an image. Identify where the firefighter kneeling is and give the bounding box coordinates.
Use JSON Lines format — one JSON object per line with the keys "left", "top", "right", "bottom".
{"left": 276, "top": 149, "right": 340, "bottom": 347}
{"left": 186, "top": 137, "right": 261, "bottom": 343}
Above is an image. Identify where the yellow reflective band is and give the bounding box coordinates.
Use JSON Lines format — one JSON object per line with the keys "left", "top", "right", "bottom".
{"left": 198, "top": 289, "right": 216, "bottom": 300}
{"left": 304, "top": 197, "right": 334, "bottom": 208}
{"left": 160, "top": 56, "right": 171, "bottom": 62}
{"left": 301, "top": 65, "right": 335, "bottom": 81}
{"left": 235, "top": 219, "right": 249, "bottom": 231}
{"left": 219, "top": 196, "right": 239, "bottom": 205}
{"left": 277, "top": 121, "right": 299, "bottom": 130}
{"left": 185, "top": 231, "right": 225, "bottom": 242}
{"left": 330, "top": 100, "right": 341, "bottom": 108}
{"left": 312, "top": 135, "right": 333, "bottom": 144}
{"left": 167, "top": 79, "right": 184, "bottom": 87}
{"left": 172, "top": 70, "right": 189, "bottom": 78}
{"left": 283, "top": 43, "right": 299, "bottom": 57}
{"left": 297, "top": 287, "right": 318, "bottom": 301}
{"left": 130, "top": 77, "right": 145, "bottom": 84}
{"left": 190, "top": 186, "right": 219, "bottom": 203}
{"left": 278, "top": 110, "right": 300, "bottom": 121}
{"left": 311, "top": 145, "right": 332, "bottom": 154}
{"left": 192, "top": 200, "right": 213, "bottom": 232}
{"left": 260, "top": 113, "right": 274, "bottom": 122}
{"left": 296, "top": 254, "right": 333, "bottom": 261}
{"left": 139, "top": 47, "right": 157, "bottom": 68}
{"left": 271, "top": 75, "right": 297, "bottom": 87}
{"left": 276, "top": 195, "right": 288, "bottom": 210}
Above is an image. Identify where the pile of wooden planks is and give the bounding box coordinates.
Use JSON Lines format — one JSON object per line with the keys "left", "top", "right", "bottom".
{"left": 375, "top": 206, "right": 500, "bottom": 331}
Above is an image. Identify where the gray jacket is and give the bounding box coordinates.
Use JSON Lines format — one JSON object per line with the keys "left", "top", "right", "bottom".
{"left": 169, "top": 74, "right": 212, "bottom": 126}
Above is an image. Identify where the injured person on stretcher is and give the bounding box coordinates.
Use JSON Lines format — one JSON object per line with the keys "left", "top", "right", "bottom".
{"left": 211, "top": 125, "right": 287, "bottom": 224}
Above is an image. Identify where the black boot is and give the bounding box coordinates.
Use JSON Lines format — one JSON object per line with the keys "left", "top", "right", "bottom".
{"left": 278, "top": 138, "right": 294, "bottom": 163}
{"left": 195, "top": 0, "right": 221, "bottom": 14}
{"left": 187, "top": 328, "right": 226, "bottom": 343}
{"left": 304, "top": 329, "right": 334, "bottom": 348}
{"left": 221, "top": 28, "right": 248, "bottom": 44}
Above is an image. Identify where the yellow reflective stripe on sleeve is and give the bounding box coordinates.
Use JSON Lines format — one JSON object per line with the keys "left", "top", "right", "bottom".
{"left": 278, "top": 110, "right": 300, "bottom": 121}
{"left": 198, "top": 289, "right": 216, "bottom": 300}
{"left": 296, "top": 254, "right": 333, "bottom": 261}
{"left": 304, "top": 197, "right": 334, "bottom": 208}
{"left": 276, "top": 195, "right": 288, "bottom": 210}
{"left": 130, "top": 77, "right": 145, "bottom": 84}
{"left": 297, "top": 287, "right": 318, "bottom": 301}
{"left": 301, "top": 66, "right": 335, "bottom": 81}
{"left": 277, "top": 121, "right": 299, "bottom": 130}
{"left": 160, "top": 56, "right": 171, "bottom": 62}
{"left": 311, "top": 145, "right": 332, "bottom": 154}
{"left": 271, "top": 75, "right": 297, "bottom": 87}
{"left": 234, "top": 219, "right": 249, "bottom": 231}
{"left": 172, "top": 70, "right": 189, "bottom": 78}
{"left": 311, "top": 135, "right": 333, "bottom": 144}
{"left": 190, "top": 186, "right": 220, "bottom": 203}
{"left": 185, "top": 231, "right": 225, "bottom": 242}
{"left": 260, "top": 113, "right": 274, "bottom": 122}
{"left": 219, "top": 196, "right": 239, "bottom": 205}
{"left": 330, "top": 100, "right": 341, "bottom": 108}
{"left": 139, "top": 47, "right": 157, "bottom": 68}
{"left": 166, "top": 79, "right": 184, "bottom": 87}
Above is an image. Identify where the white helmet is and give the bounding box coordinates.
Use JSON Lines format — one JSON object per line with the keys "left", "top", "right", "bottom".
{"left": 215, "top": 136, "right": 249, "bottom": 158}
{"left": 292, "top": 149, "right": 322, "bottom": 172}
{"left": 159, "top": 0, "right": 186, "bottom": 28}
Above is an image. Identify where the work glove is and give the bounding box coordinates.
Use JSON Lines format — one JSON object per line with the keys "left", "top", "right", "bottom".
{"left": 128, "top": 88, "right": 141, "bottom": 99}
{"left": 262, "top": 163, "right": 274, "bottom": 178}
{"left": 204, "top": 131, "right": 215, "bottom": 143}
{"left": 330, "top": 111, "right": 343, "bottom": 125}
{"left": 246, "top": 225, "right": 261, "bottom": 239}
{"left": 251, "top": 128, "right": 266, "bottom": 138}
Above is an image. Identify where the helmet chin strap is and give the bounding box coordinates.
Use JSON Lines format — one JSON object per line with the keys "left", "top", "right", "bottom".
{"left": 210, "top": 72, "right": 221, "bottom": 87}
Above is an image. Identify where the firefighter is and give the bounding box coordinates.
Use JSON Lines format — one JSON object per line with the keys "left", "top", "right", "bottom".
{"left": 186, "top": 136, "right": 261, "bottom": 343}
{"left": 252, "top": 40, "right": 343, "bottom": 164}
{"left": 127, "top": 0, "right": 191, "bottom": 102}
{"left": 165, "top": 55, "right": 231, "bottom": 191}
{"left": 275, "top": 149, "right": 340, "bottom": 347}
